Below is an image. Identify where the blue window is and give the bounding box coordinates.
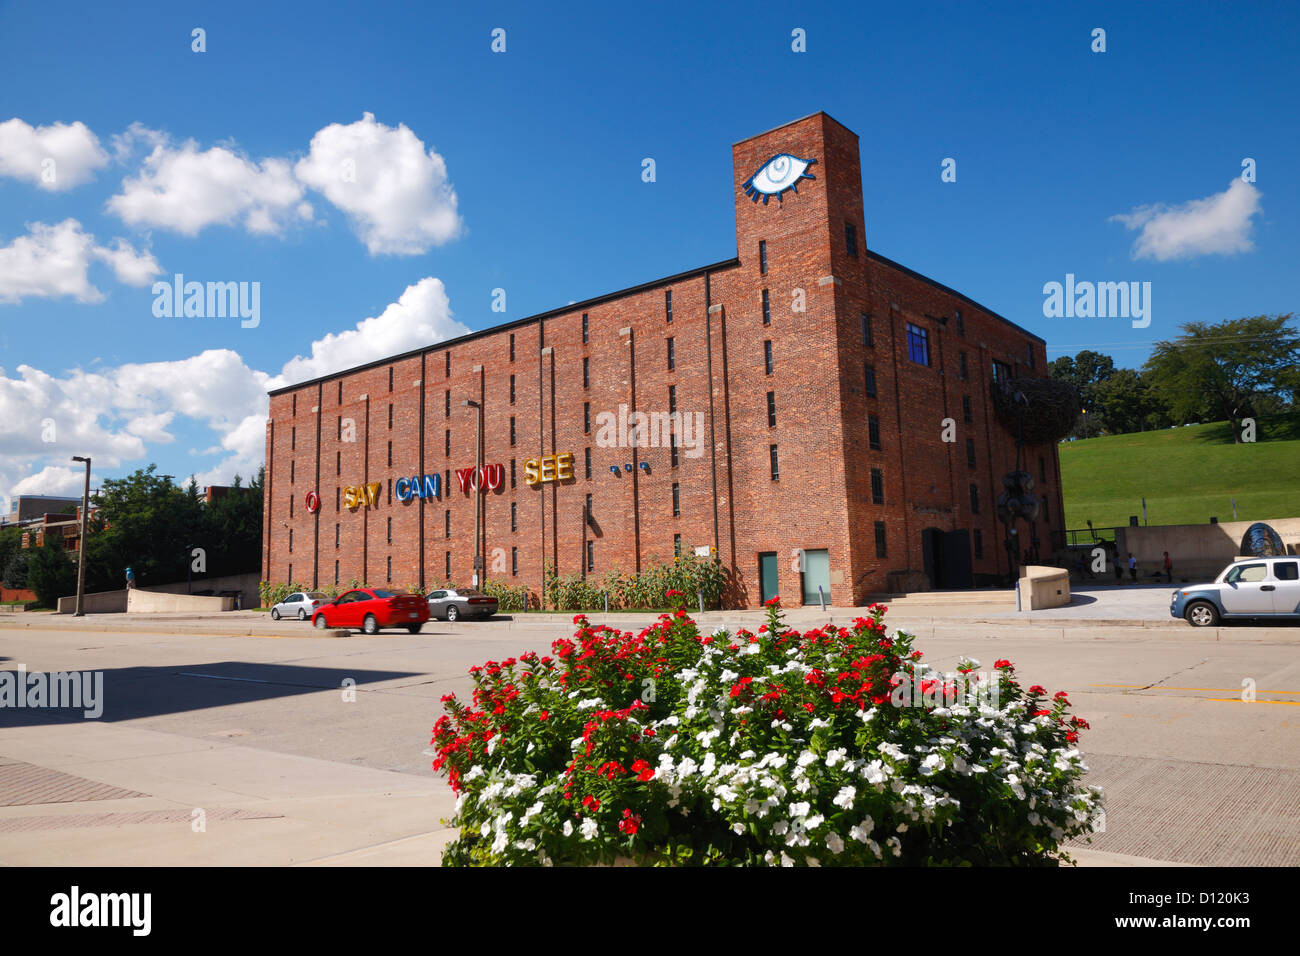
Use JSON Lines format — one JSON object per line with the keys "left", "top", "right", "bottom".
{"left": 906, "top": 323, "right": 930, "bottom": 366}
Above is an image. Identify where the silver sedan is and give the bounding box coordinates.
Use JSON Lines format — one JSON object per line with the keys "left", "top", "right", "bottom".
{"left": 270, "top": 591, "right": 329, "bottom": 620}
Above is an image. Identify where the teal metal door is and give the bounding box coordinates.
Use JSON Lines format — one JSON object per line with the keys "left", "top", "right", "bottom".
{"left": 759, "top": 552, "right": 778, "bottom": 604}
{"left": 801, "top": 549, "right": 830, "bottom": 605}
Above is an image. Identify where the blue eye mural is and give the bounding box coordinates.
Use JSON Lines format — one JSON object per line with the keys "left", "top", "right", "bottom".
{"left": 743, "top": 153, "right": 817, "bottom": 203}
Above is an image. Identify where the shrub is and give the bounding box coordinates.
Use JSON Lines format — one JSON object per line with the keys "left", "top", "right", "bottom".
{"left": 27, "top": 542, "right": 78, "bottom": 607}
{"left": 430, "top": 598, "right": 1102, "bottom": 866}
{"left": 481, "top": 578, "right": 532, "bottom": 611}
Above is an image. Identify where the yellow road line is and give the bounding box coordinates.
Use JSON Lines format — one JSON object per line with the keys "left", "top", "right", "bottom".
{"left": 1206, "top": 698, "right": 1300, "bottom": 706}
{"left": 1089, "top": 683, "right": 1300, "bottom": 695}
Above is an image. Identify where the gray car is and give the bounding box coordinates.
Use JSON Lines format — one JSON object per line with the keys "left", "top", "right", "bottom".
{"left": 426, "top": 588, "right": 499, "bottom": 621}
{"left": 270, "top": 591, "right": 329, "bottom": 620}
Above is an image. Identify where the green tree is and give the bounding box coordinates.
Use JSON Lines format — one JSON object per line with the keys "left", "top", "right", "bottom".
{"left": 1050, "top": 349, "right": 1117, "bottom": 437}
{"left": 2, "top": 545, "right": 32, "bottom": 590}
{"left": 1092, "top": 367, "right": 1172, "bottom": 434}
{"left": 1144, "top": 315, "right": 1299, "bottom": 442}
{"left": 27, "top": 539, "right": 77, "bottom": 607}
{"left": 82, "top": 465, "right": 201, "bottom": 592}
{"left": 0, "top": 526, "right": 24, "bottom": 587}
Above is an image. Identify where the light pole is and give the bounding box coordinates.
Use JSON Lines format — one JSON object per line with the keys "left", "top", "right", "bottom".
{"left": 71, "top": 456, "right": 91, "bottom": 616}
{"left": 463, "top": 399, "right": 482, "bottom": 587}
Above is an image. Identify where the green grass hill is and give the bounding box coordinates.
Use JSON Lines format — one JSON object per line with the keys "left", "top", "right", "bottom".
{"left": 1059, "top": 416, "right": 1300, "bottom": 531}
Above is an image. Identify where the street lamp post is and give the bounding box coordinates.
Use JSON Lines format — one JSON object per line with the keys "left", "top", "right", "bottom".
{"left": 71, "top": 456, "right": 91, "bottom": 616}
{"left": 463, "top": 399, "right": 483, "bottom": 587}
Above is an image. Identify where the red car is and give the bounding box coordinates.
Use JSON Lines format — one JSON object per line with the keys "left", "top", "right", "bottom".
{"left": 312, "top": 588, "right": 430, "bottom": 634}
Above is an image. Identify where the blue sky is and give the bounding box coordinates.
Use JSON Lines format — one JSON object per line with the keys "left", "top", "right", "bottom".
{"left": 1, "top": 0, "right": 1295, "bottom": 505}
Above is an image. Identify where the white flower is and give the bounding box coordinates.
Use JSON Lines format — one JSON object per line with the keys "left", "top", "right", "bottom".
{"left": 921, "top": 753, "right": 944, "bottom": 776}
{"left": 465, "top": 765, "right": 486, "bottom": 781}
{"left": 538, "top": 848, "right": 553, "bottom": 867}
{"left": 826, "top": 832, "right": 845, "bottom": 854}
{"left": 796, "top": 750, "right": 819, "bottom": 768}
{"left": 886, "top": 836, "right": 902, "bottom": 857}
{"left": 580, "top": 817, "right": 598, "bottom": 840}
{"left": 849, "top": 818, "right": 875, "bottom": 843}
{"left": 862, "top": 760, "right": 887, "bottom": 785}
{"left": 562, "top": 820, "right": 573, "bottom": 837}
{"left": 826, "top": 748, "right": 847, "bottom": 767}
{"left": 833, "top": 786, "right": 856, "bottom": 810}
{"left": 480, "top": 820, "right": 492, "bottom": 838}
{"left": 732, "top": 822, "right": 746, "bottom": 835}
{"left": 772, "top": 819, "right": 789, "bottom": 835}
{"left": 491, "top": 829, "right": 508, "bottom": 854}
{"left": 808, "top": 717, "right": 831, "bottom": 729}
{"left": 700, "top": 753, "right": 717, "bottom": 778}
{"left": 804, "top": 814, "right": 825, "bottom": 830}
{"left": 780, "top": 852, "right": 795, "bottom": 867}
{"left": 676, "top": 757, "right": 698, "bottom": 778}
{"left": 789, "top": 801, "right": 811, "bottom": 819}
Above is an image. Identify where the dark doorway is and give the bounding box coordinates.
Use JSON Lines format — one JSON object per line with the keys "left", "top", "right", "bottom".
{"left": 921, "top": 528, "right": 974, "bottom": 590}
{"left": 758, "top": 552, "right": 778, "bottom": 604}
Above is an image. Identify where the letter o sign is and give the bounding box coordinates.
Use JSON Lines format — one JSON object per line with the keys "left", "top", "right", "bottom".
{"left": 304, "top": 491, "right": 321, "bottom": 513}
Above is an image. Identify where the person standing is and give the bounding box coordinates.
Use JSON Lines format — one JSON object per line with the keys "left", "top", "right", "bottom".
{"left": 1163, "top": 551, "right": 1173, "bottom": 583}
{"left": 125, "top": 566, "right": 136, "bottom": 590}
{"left": 1127, "top": 553, "right": 1138, "bottom": 583}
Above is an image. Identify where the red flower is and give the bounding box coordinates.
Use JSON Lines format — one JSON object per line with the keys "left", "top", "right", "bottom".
{"left": 1065, "top": 731, "right": 1079, "bottom": 742}
{"left": 1028, "top": 685, "right": 1046, "bottom": 695}
{"left": 539, "top": 711, "right": 549, "bottom": 721}
{"left": 582, "top": 795, "right": 601, "bottom": 812}
{"left": 764, "top": 596, "right": 781, "bottom": 607}
{"left": 994, "top": 659, "right": 1013, "bottom": 669}
{"left": 1054, "top": 691, "right": 1069, "bottom": 701}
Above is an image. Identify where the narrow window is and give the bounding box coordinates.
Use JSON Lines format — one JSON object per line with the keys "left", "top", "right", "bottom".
{"left": 445, "top": 509, "right": 450, "bottom": 539}
{"left": 511, "top": 501, "right": 517, "bottom": 532}
{"left": 289, "top": 528, "right": 293, "bottom": 552}
{"left": 966, "top": 438, "right": 976, "bottom": 469}
{"left": 970, "top": 483, "right": 980, "bottom": 514}
{"left": 764, "top": 340, "right": 773, "bottom": 375}
{"left": 861, "top": 313, "right": 872, "bottom": 346}
{"left": 511, "top": 547, "right": 518, "bottom": 576}
{"left": 387, "top": 516, "right": 392, "bottom": 544}
{"left": 582, "top": 313, "right": 589, "bottom": 344}
{"left": 388, "top": 367, "right": 394, "bottom": 392}
{"left": 906, "top": 323, "right": 930, "bottom": 366}
{"left": 337, "top": 381, "right": 343, "bottom": 404}
{"left": 956, "top": 310, "right": 965, "bottom": 338}
{"left": 290, "top": 460, "right": 295, "bottom": 484}
{"left": 509, "top": 333, "right": 515, "bottom": 362}
{"left": 584, "top": 402, "right": 591, "bottom": 434}
{"left": 387, "top": 404, "right": 393, "bottom": 429}
{"left": 673, "top": 534, "right": 682, "bottom": 558}
{"left": 992, "top": 360, "right": 1011, "bottom": 383}
{"left": 962, "top": 395, "right": 972, "bottom": 424}
{"left": 973, "top": 528, "right": 983, "bottom": 559}
{"left": 445, "top": 429, "right": 451, "bottom": 457}
{"left": 668, "top": 385, "right": 677, "bottom": 414}
{"left": 387, "top": 440, "right": 392, "bottom": 467}
{"left": 387, "top": 555, "right": 392, "bottom": 582}
{"left": 770, "top": 444, "right": 779, "bottom": 481}
{"left": 672, "top": 482, "right": 680, "bottom": 517}
{"left": 871, "top": 468, "right": 884, "bottom": 504}
{"left": 511, "top": 458, "right": 517, "bottom": 488}
{"left": 336, "top": 450, "right": 340, "bottom": 476}
{"left": 587, "top": 539, "right": 596, "bottom": 572}
{"left": 845, "top": 222, "right": 858, "bottom": 257}
{"left": 291, "top": 426, "right": 296, "bottom": 450}
{"left": 292, "top": 394, "right": 297, "bottom": 416}
{"left": 444, "top": 390, "right": 450, "bottom": 417}
{"left": 766, "top": 390, "right": 776, "bottom": 427}
{"left": 666, "top": 338, "right": 675, "bottom": 371}
{"left": 864, "top": 364, "right": 877, "bottom": 398}
{"left": 584, "top": 447, "right": 592, "bottom": 479}
{"left": 581, "top": 357, "right": 589, "bottom": 389}
{"left": 959, "top": 351, "right": 968, "bottom": 380}
{"left": 874, "top": 521, "right": 887, "bottom": 558}
{"left": 510, "top": 417, "right": 516, "bottom": 447}
{"left": 290, "top": 495, "right": 294, "bottom": 517}
{"left": 670, "top": 437, "right": 679, "bottom": 468}
{"left": 335, "top": 523, "right": 340, "bottom": 548}
{"left": 445, "top": 352, "right": 450, "bottom": 377}
{"left": 762, "top": 289, "right": 771, "bottom": 326}
{"left": 665, "top": 290, "right": 673, "bottom": 323}
{"left": 337, "top": 416, "right": 342, "bottom": 440}
{"left": 445, "top": 552, "right": 450, "bottom": 580}
{"left": 335, "top": 560, "right": 339, "bottom": 585}
{"left": 868, "top": 414, "right": 881, "bottom": 451}
{"left": 336, "top": 488, "right": 340, "bottom": 511}
{"left": 510, "top": 374, "right": 516, "bottom": 404}
{"left": 758, "top": 240, "right": 767, "bottom": 275}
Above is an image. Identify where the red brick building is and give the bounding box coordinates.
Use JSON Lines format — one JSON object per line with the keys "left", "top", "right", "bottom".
{"left": 262, "top": 112, "right": 1063, "bottom": 607}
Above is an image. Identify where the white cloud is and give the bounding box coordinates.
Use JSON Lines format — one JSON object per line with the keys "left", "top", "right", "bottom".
{"left": 0, "top": 118, "right": 109, "bottom": 190}
{"left": 294, "top": 113, "right": 463, "bottom": 255}
{"left": 273, "top": 277, "right": 469, "bottom": 386}
{"left": 1, "top": 277, "right": 466, "bottom": 510}
{"left": 106, "top": 133, "right": 308, "bottom": 236}
{"left": 1110, "top": 179, "right": 1262, "bottom": 261}
{"left": 0, "top": 219, "right": 161, "bottom": 304}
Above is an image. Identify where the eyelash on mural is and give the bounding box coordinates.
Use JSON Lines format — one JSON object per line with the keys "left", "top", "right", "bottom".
{"left": 743, "top": 154, "right": 817, "bottom": 203}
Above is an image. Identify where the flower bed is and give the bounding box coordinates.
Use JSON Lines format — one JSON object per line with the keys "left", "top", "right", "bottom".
{"left": 430, "top": 597, "right": 1103, "bottom": 866}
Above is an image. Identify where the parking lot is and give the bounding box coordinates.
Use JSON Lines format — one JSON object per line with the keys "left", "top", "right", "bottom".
{"left": 1, "top": 603, "right": 1297, "bottom": 866}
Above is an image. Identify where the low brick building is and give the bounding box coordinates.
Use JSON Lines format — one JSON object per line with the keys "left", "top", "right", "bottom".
{"left": 262, "top": 112, "right": 1063, "bottom": 607}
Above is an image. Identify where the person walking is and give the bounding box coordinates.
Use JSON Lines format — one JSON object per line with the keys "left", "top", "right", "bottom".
{"left": 1163, "top": 551, "right": 1173, "bottom": 583}
{"left": 1127, "top": 553, "right": 1138, "bottom": 583}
